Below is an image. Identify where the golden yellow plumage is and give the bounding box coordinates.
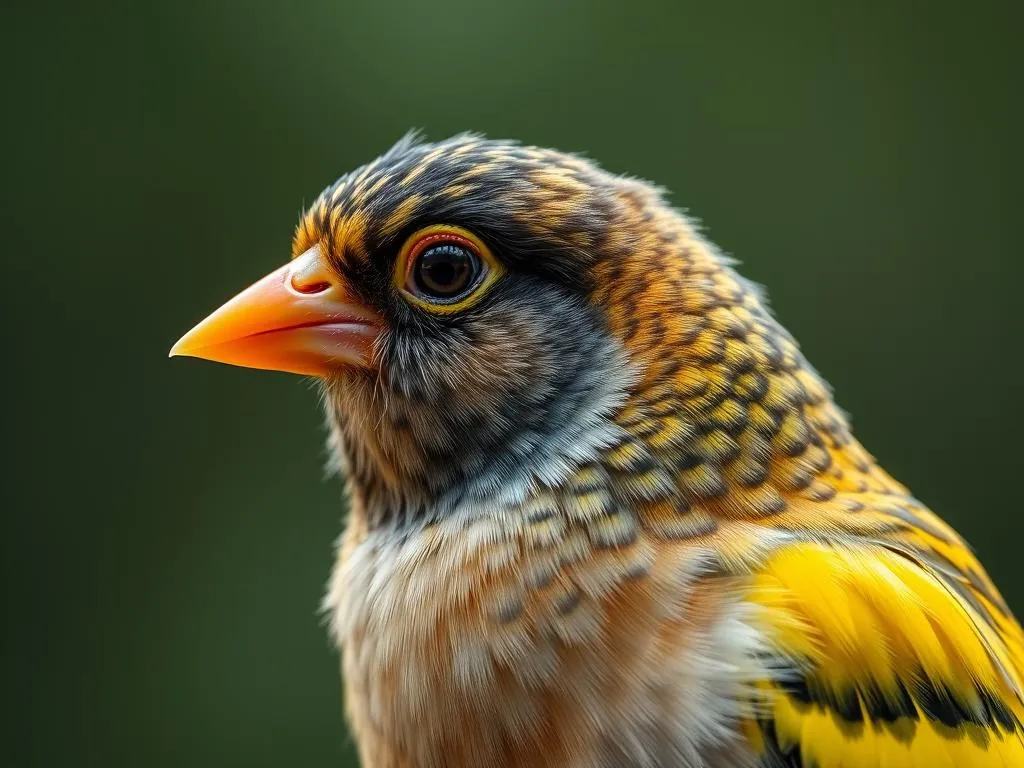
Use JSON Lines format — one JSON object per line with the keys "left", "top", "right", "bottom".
{"left": 173, "top": 134, "right": 1023, "bottom": 766}
{"left": 751, "top": 544, "right": 1024, "bottom": 766}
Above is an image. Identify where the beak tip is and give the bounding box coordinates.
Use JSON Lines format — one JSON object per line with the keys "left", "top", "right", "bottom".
{"left": 169, "top": 334, "right": 194, "bottom": 359}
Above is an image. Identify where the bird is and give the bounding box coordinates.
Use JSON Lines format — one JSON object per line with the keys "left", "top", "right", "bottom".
{"left": 171, "top": 133, "right": 1024, "bottom": 767}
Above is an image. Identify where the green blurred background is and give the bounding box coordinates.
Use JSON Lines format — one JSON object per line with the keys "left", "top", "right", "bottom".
{"left": 3, "top": 0, "right": 1022, "bottom": 765}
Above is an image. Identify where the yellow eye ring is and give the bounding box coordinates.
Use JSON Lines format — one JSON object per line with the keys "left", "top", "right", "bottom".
{"left": 395, "top": 224, "right": 503, "bottom": 314}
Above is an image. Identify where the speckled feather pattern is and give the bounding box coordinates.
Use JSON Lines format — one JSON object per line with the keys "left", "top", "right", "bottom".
{"left": 304, "top": 135, "right": 1024, "bottom": 767}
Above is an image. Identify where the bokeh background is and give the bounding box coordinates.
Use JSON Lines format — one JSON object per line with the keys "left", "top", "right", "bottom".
{"left": 4, "top": 0, "right": 1022, "bottom": 765}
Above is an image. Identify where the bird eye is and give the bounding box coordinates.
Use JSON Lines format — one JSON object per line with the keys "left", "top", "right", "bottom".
{"left": 397, "top": 225, "right": 503, "bottom": 313}
{"left": 409, "top": 242, "right": 480, "bottom": 300}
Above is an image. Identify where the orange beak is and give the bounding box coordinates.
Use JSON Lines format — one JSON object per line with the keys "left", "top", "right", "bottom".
{"left": 169, "top": 246, "right": 382, "bottom": 376}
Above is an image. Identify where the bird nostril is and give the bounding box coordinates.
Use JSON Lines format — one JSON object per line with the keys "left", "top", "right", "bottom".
{"left": 290, "top": 277, "right": 332, "bottom": 295}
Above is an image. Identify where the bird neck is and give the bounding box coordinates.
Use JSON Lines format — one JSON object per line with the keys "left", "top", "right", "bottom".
{"left": 586, "top": 191, "right": 906, "bottom": 522}
{"left": 324, "top": 331, "right": 635, "bottom": 528}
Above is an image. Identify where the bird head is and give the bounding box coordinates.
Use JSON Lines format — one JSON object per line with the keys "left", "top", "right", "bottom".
{"left": 172, "top": 134, "right": 840, "bottom": 521}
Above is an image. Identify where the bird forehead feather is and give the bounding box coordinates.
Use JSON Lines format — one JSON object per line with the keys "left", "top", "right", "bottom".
{"left": 292, "top": 133, "right": 641, "bottom": 272}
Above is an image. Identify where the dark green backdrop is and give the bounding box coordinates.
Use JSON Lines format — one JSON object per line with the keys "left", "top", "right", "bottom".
{"left": 4, "top": 1, "right": 1022, "bottom": 765}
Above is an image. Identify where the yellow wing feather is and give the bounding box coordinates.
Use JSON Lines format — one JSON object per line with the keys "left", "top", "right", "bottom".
{"left": 747, "top": 541, "right": 1024, "bottom": 767}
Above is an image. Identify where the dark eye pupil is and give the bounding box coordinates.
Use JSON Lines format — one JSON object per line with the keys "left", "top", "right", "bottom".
{"left": 413, "top": 244, "right": 479, "bottom": 299}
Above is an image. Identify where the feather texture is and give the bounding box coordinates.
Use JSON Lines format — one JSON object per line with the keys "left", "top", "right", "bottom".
{"left": 748, "top": 543, "right": 1024, "bottom": 766}
{"left": 294, "top": 136, "right": 1024, "bottom": 766}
